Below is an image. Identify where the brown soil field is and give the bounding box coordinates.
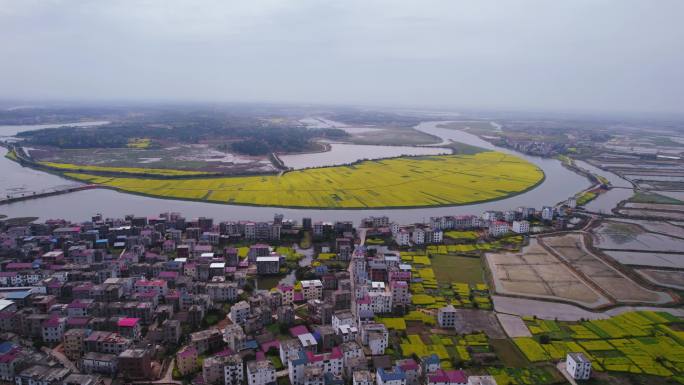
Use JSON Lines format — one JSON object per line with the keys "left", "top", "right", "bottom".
{"left": 485, "top": 239, "right": 610, "bottom": 308}
{"left": 541, "top": 233, "right": 673, "bottom": 304}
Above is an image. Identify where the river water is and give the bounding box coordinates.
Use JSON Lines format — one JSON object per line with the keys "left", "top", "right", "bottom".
{"left": 573, "top": 160, "right": 634, "bottom": 213}
{"left": 0, "top": 121, "right": 591, "bottom": 224}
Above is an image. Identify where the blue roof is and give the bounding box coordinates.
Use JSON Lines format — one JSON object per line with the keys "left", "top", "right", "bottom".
{"left": 377, "top": 367, "right": 405, "bottom": 382}
{"left": 4, "top": 291, "right": 30, "bottom": 300}
{"left": 423, "top": 354, "right": 440, "bottom": 365}
{"left": 324, "top": 373, "right": 344, "bottom": 385}
{"left": 0, "top": 341, "right": 17, "bottom": 354}
{"left": 244, "top": 340, "right": 259, "bottom": 350}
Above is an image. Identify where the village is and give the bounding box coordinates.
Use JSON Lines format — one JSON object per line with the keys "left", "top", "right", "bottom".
{"left": 0, "top": 202, "right": 681, "bottom": 385}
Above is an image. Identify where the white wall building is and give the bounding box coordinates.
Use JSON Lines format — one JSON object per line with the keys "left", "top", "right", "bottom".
{"left": 437, "top": 305, "right": 457, "bottom": 329}
{"left": 566, "top": 352, "right": 591, "bottom": 380}
{"left": 246, "top": 360, "right": 276, "bottom": 385}
{"left": 487, "top": 221, "right": 509, "bottom": 237}
{"left": 511, "top": 220, "right": 530, "bottom": 234}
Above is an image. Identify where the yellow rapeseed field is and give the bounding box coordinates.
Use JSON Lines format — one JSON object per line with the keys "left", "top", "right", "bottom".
{"left": 64, "top": 151, "right": 544, "bottom": 208}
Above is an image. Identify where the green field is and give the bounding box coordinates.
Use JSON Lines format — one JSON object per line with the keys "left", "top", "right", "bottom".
{"left": 431, "top": 254, "right": 485, "bottom": 284}
{"left": 39, "top": 161, "right": 210, "bottom": 176}
{"left": 444, "top": 230, "right": 480, "bottom": 240}
{"left": 61, "top": 151, "right": 544, "bottom": 208}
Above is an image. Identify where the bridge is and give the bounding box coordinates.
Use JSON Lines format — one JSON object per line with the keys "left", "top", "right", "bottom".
{"left": 0, "top": 184, "right": 100, "bottom": 205}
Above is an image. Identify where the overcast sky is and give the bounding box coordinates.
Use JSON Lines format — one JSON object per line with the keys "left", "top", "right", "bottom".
{"left": 1, "top": 0, "right": 683, "bottom": 115}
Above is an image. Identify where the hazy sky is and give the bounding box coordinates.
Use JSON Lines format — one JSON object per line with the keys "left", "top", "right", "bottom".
{"left": 1, "top": 0, "right": 683, "bottom": 114}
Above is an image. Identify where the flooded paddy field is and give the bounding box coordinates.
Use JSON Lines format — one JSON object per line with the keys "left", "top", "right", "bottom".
{"left": 602, "top": 251, "right": 684, "bottom": 269}
{"left": 635, "top": 269, "right": 684, "bottom": 290}
{"left": 609, "top": 218, "right": 684, "bottom": 237}
{"left": 616, "top": 208, "right": 684, "bottom": 220}
{"left": 592, "top": 221, "right": 684, "bottom": 252}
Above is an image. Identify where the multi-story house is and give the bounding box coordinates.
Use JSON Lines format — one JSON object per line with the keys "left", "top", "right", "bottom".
{"left": 246, "top": 360, "right": 276, "bottom": 385}
{"left": 437, "top": 305, "right": 457, "bottom": 328}
{"left": 300, "top": 280, "right": 323, "bottom": 301}
{"left": 41, "top": 317, "right": 66, "bottom": 343}
{"left": 81, "top": 352, "right": 117, "bottom": 375}
{"left": 376, "top": 367, "right": 406, "bottom": 385}
{"left": 64, "top": 328, "right": 90, "bottom": 360}
{"left": 190, "top": 329, "right": 224, "bottom": 355}
{"left": 223, "top": 324, "right": 247, "bottom": 352}
{"left": 353, "top": 370, "right": 374, "bottom": 385}
{"left": 84, "top": 331, "right": 132, "bottom": 355}
{"left": 207, "top": 282, "right": 238, "bottom": 303}
{"left": 390, "top": 281, "right": 410, "bottom": 310}
{"left": 176, "top": 346, "right": 199, "bottom": 376}
{"left": 487, "top": 221, "right": 509, "bottom": 237}
{"left": 396, "top": 359, "right": 422, "bottom": 385}
{"left": 426, "top": 369, "right": 468, "bottom": 385}
{"left": 360, "top": 323, "right": 388, "bottom": 355}
{"left": 230, "top": 301, "right": 250, "bottom": 325}
{"left": 566, "top": 352, "right": 591, "bottom": 380}
{"left": 256, "top": 256, "right": 281, "bottom": 275}
{"left": 511, "top": 220, "right": 530, "bottom": 234}
{"left": 287, "top": 347, "right": 343, "bottom": 385}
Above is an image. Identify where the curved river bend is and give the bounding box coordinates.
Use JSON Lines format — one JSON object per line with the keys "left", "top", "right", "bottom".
{"left": 0, "top": 121, "right": 590, "bottom": 224}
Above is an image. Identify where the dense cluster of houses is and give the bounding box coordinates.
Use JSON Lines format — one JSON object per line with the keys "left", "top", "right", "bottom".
{"left": 0, "top": 207, "right": 580, "bottom": 385}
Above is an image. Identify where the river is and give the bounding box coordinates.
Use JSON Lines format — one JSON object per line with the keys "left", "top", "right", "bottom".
{"left": 573, "top": 160, "right": 634, "bottom": 213}
{"left": 0, "top": 121, "right": 591, "bottom": 224}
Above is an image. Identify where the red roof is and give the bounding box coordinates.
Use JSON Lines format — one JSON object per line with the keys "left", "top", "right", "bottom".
{"left": 427, "top": 370, "right": 467, "bottom": 384}
{"left": 289, "top": 325, "right": 309, "bottom": 337}
{"left": 260, "top": 340, "right": 280, "bottom": 353}
{"left": 117, "top": 318, "right": 140, "bottom": 328}
{"left": 5, "top": 263, "right": 32, "bottom": 270}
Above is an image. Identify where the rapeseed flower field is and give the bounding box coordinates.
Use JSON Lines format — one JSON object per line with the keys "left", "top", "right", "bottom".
{"left": 63, "top": 151, "right": 544, "bottom": 208}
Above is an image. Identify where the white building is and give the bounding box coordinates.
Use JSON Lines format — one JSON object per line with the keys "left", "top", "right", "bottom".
{"left": 353, "top": 370, "right": 374, "bottom": 385}
{"left": 246, "top": 360, "right": 276, "bottom": 385}
{"left": 41, "top": 317, "right": 66, "bottom": 343}
{"left": 487, "top": 221, "right": 509, "bottom": 237}
{"left": 223, "top": 324, "right": 247, "bottom": 352}
{"left": 467, "top": 376, "right": 498, "bottom": 385}
{"left": 368, "top": 291, "right": 392, "bottom": 314}
{"left": 300, "top": 280, "right": 323, "bottom": 300}
{"left": 390, "top": 281, "right": 411, "bottom": 308}
{"left": 541, "top": 206, "right": 554, "bottom": 221}
{"left": 566, "top": 352, "right": 591, "bottom": 380}
{"left": 207, "top": 282, "right": 238, "bottom": 302}
{"left": 286, "top": 348, "right": 344, "bottom": 385}
{"left": 437, "top": 305, "right": 457, "bottom": 328}
{"left": 361, "top": 323, "right": 388, "bottom": 355}
{"left": 230, "top": 301, "right": 250, "bottom": 325}
{"left": 411, "top": 228, "right": 425, "bottom": 245}
{"left": 223, "top": 355, "right": 244, "bottom": 385}
{"left": 394, "top": 230, "right": 410, "bottom": 246}
{"left": 511, "top": 220, "right": 530, "bottom": 234}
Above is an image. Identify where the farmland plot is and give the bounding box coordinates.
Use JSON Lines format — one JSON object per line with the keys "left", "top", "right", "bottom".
{"left": 486, "top": 239, "right": 610, "bottom": 308}
{"left": 541, "top": 234, "right": 672, "bottom": 304}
